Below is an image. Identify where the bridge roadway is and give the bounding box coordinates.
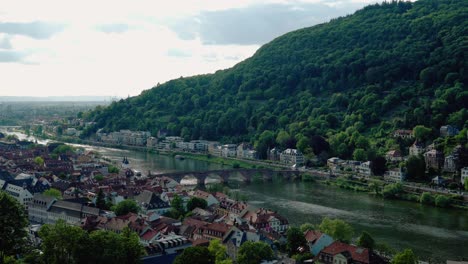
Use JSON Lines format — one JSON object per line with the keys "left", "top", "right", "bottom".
{"left": 148, "top": 168, "right": 301, "bottom": 187}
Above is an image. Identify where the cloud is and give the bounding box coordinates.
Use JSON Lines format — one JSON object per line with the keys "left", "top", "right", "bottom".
{"left": 169, "top": 1, "right": 367, "bottom": 45}
{"left": 95, "top": 23, "right": 131, "bottom": 34}
{"left": 0, "top": 36, "right": 13, "bottom": 49}
{"left": 0, "top": 50, "right": 26, "bottom": 62}
{"left": 0, "top": 21, "right": 65, "bottom": 39}
{"left": 167, "top": 48, "right": 192, "bottom": 58}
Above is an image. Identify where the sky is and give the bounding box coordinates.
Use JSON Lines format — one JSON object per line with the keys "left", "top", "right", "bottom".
{"left": 0, "top": 0, "right": 381, "bottom": 98}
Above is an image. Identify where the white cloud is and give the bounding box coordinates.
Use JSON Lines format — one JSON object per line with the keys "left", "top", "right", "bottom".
{"left": 0, "top": 0, "right": 380, "bottom": 97}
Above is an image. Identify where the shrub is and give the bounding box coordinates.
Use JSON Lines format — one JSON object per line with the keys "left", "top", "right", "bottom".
{"left": 435, "top": 195, "right": 451, "bottom": 208}
{"left": 419, "top": 192, "right": 434, "bottom": 205}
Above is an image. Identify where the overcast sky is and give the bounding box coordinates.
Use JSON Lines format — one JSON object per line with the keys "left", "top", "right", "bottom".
{"left": 0, "top": 0, "right": 380, "bottom": 97}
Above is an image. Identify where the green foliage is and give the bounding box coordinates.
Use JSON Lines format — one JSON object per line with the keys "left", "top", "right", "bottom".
{"left": 39, "top": 221, "right": 144, "bottom": 264}
{"left": 434, "top": 195, "right": 451, "bottom": 208}
{"left": 43, "top": 188, "right": 63, "bottom": 200}
{"left": 208, "top": 239, "right": 232, "bottom": 264}
{"left": 465, "top": 178, "right": 468, "bottom": 191}
{"left": 318, "top": 218, "right": 354, "bottom": 243}
{"left": 174, "top": 246, "right": 215, "bottom": 264}
{"left": 413, "top": 125, "right": 432, "bottom": 142}
{"left": 34, "top": 156, "right": 44, "bottom": 167}
{"left": 286, "top": 227, "right": 308, "bottom": 256}
{"left": 391, "top": 249, "right": 418, "bottom": 264}
{"left": 357, "top": 231, "right": 375, "bottom": 250}
{"left": 94, "top": 174, "right": 104, "bottom": 181}
{"left": 113, "top": 199, "right": 139, "bottom": 216}
{"left": 292, "top": 253, "right": 314, "bottom": 263}
{"left": 96, "top": 189, "right": 108, "bottom": 210}
{"left": 299, "top": 222, "right": 315, "bottom": 233}
{"left": 108, "top": 165, "right": 120, "bottom": 174}
{"left": 187, "top": 197, "right": 208, "bottom": 211}
{"left": 405, "top": 155, "right": 426, "bottom": 180}
{"left": 237, "top": 241, "right": 274, "bottom": 264}
{"left": 353, "top": 148, "right": 367, "bottom": 161}
{"left": 52, "top": 144, "right": 76, "bottom": 155}
{"left": 0, "top": 192, "right": 28, "bottom": 256}
{"left": 419, "top": 192, "right": 434, "bottom": 205}
{"left": 382, "top": 183, "right": 404, "bottom": 199}
{"left": 85, "top": 0, "right": 467, "bottom": 160}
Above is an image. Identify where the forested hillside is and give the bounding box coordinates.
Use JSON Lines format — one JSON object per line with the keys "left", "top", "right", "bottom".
{"left": 83, "top": 0, "right": 467, "bottom": 160}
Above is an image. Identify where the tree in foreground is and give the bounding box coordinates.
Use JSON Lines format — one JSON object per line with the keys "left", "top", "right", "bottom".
{"left": 174, "top": 246, "right": 215, "bottom": 264}
{"left": 39, "top": 221, "right": 144, "bottom": 264}
{"left": 208, "top": 239, "right": 232, "bottom": 264}
{"left": 286, "top": 227, "right": 307, "bottom": 256}
{"left": 357, "top": 231, "right": 375, "bottom": 250}
{"left": 391, "top": 249, "right": 418, "bottom": 264}
{"left": 113, "top": 199, "right": 140, "bottom": 216}
{"left": 318, "top": 218, "right": 354, "bottom": 243}
{"left": 0, "top": 192, "right": 28, "bottom": 257}
{"left": 237, "top": 241, "right": 274, "bottom": 264}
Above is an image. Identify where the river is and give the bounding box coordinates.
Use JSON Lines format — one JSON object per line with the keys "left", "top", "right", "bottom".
{"left": 2, "top": 129, "right": 467, "bottom": 262}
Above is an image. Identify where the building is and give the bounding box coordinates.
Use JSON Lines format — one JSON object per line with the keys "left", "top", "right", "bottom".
{"left": 135, "top": 190, "right": 171, "bottom": 215}
{"left": 316, "top": 241, "right": 385, "bottom": 264}
{"left": 242, "top": 208, "right": 289, "bottom": 234}
{"left": 461, "top": 167, "right": 468, "bottom": 185}
{"left": 393, "top": 130, "right": 413, "bottom": 139}
{"left": 440, "top": 125, "right": 459, "bottom": 137}
{"left": 304, "top": 230, "right": 334, "bottom": 256}
{"left": 237, "top": 143, "right": 257, "bottom": 159}
{"left": 385, "top": 150, "right": 403, "bottom": 162}
{"left": 28, "top": 193, "right": 100, "bottom": 225}
{"left": 384, "top": 168, "right": 406, "bottom": 182}
{"left": 358, "top": 161, "right": 372, "bottom": 178}
{"left": 220, "top": 144, "right": 237, "bottom": 158}
{"left": 280, "top": 149, "right": 304, "bottom": 166}
{"left": 424, "top": 149, "right": 444, "bottom": 170}
{"left": 409, "top": 141, "right": 425, "bottom": 156}
{"left": 1, "top": 181, "right": 33, "bottom": 206}
{"left": 268, "top": 148, "right": 280, "bottom": 161}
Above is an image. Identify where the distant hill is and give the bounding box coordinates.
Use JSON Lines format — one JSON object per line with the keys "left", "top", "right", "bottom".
{"left": 83, "top": 0, "right": 467, "bottom": 160}
{"left": 0, "top": 96, "right": 117, "bottom": 102}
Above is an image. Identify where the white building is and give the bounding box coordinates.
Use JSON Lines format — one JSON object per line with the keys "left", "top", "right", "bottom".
{"left": 384, "top": 168, "right": 406, "bottom": 182}
{"left": 358, "top": 161, "right": 372, "bottom": 178}
{"left": 221, "top": 144, "right": 237, "bottom": 158}
{"left": 2, "top": 182, "right": 33, "bottom": 206}
{"left": 280, "top": 149, "right": 304, "bottom": 166}
{"left": 461, "top": 167, "right": 468, "bottom": 185}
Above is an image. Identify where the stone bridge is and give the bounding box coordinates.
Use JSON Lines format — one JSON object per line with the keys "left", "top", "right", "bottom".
{"left": 148, "top": 169, "right": 301, "bottom": 187}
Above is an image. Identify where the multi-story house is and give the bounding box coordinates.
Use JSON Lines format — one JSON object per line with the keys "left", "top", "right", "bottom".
{"left": 384, "top": 168, "right": 406, "bottom": 182}
{"left": 461, "top": 167, "right": 468, "bottom": 185}
{"left": 280, "top": 149, "right": 304, "bottom": 166}
{"left": 409, "top": 141, "right": 425, "bottom": 156}
{"left": 424, "top": 149, "right": 444, "bottom": 170}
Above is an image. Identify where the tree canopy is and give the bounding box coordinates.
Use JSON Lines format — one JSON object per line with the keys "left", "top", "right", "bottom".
{"left": 113, "top": 199, "right": 140, "bottom": 216}
{"left": 174, "top": 246, "right": 215, "bottom": 264}
{"left": 318, "top": 218, "right": 354, "bottom": 243}
{"left": 237, "top": 241, "right": 274, "bottom": 264}
{"left": 0, "top": 192, "right": 28, "bottom": 257}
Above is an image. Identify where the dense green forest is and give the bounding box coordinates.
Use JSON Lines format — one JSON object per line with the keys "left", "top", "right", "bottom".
{"left": 83, "top": 0, "right": 467, "bottom": 161}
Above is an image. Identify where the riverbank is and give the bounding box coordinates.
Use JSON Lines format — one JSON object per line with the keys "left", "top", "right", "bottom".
{"left": 7, "top": 129, "right": 468, "bottom": 211}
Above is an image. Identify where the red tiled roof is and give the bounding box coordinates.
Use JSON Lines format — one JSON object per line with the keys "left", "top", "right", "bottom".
{"left": 321, "top": 241, "right": 370, "bottom": 264}
{"left": 304, "top": 230, "right": 323, "bottom": 243}
{"left": 141, "top": 229, "right": 159, "bottom": 240}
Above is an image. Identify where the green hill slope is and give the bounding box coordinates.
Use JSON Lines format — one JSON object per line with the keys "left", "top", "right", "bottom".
{"left": 84, "top": 0, "right": 467, "bottom": 160}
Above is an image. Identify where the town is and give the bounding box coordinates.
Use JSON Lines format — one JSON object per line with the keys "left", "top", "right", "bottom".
{"left": 1, "top": 122, "right": 467, "bottom": 263}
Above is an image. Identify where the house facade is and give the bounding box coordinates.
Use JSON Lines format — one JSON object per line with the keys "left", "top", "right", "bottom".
{"left": 280, "top": 149, "right": 304, "bottom": 166}
{"left": 424, "top": 149, "right": 444, "bottom": 170}
{"left": 384, "top": 168, "right": 406, "bottom": 182}
{"left": 461, "top": 167, "right": 468, "bottom": 185}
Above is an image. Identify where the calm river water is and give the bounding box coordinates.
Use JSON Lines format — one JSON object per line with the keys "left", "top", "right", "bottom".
{"left": 2, "top": 129, "right": 467, "bottom": 262}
